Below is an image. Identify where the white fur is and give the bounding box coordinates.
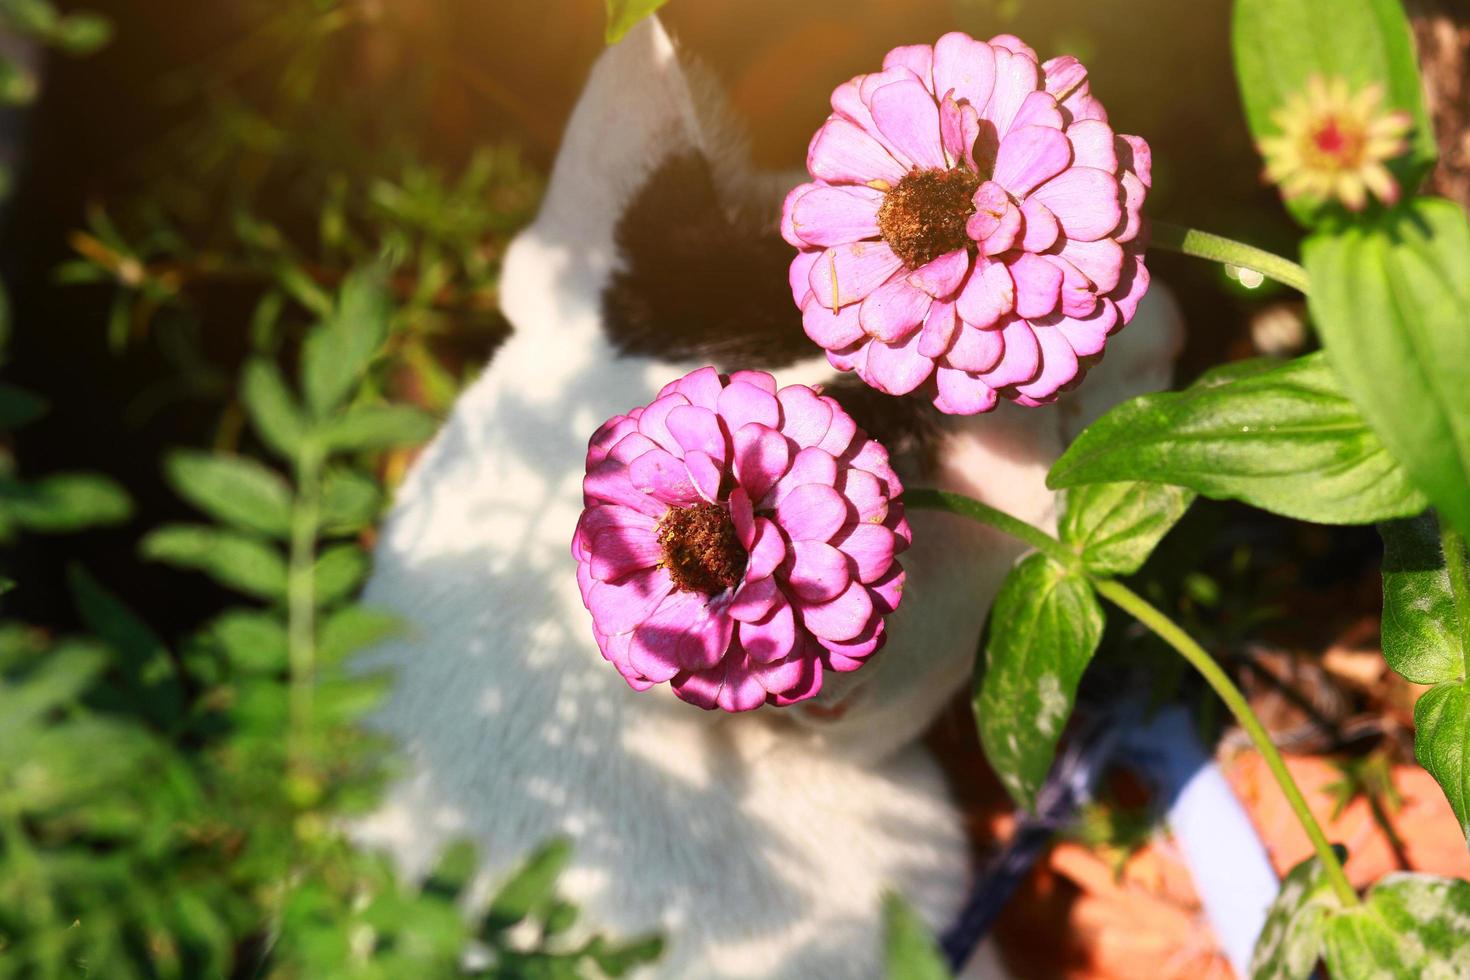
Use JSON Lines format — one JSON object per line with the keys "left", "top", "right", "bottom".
{"left": 354, "top": 18, "right": 1182, "bottom": 977}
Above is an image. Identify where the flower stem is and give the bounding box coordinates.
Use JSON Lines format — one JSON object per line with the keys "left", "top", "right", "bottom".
{"left": 1151, "top": 220, "right": 1310, "bottom": 294}
{"left": 903, "top": 488, "right": 1076, "bottom": 568}
{"left": 1440, "top": 525, "right": 1470, "bottom": 679}
{"left": 287, "top": 444, "right": 323, "bottom": 775}
{"left": 1090, "top": 578, "right": 1358, "bottom": 906}
{"left": 906, "top": 487, "right": 1358, "bottom": 906}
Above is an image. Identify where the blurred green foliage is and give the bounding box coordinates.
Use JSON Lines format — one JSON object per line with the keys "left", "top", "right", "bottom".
{"left": 0, "top": 2, "right": 661, "bottom": 975}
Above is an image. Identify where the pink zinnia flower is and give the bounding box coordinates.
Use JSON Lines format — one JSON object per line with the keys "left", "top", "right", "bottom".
{"left": 572, "top": 367, "right": 909, "bottom": 712}
{"left": 782, "top": 32, "right": 1151, "bottom": 414}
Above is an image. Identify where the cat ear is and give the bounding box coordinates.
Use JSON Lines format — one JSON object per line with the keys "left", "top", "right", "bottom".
{"left": 500, "top": 16, "right": 707, "bottom": 337}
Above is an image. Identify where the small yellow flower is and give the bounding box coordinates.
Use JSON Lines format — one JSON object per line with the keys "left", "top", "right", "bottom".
{"left": 1259, "top": 76, "right": 1413, "bottom": 211}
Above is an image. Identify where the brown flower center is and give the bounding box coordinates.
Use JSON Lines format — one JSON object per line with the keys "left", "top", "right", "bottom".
{"left": 877, "top": 167, "right": 982, "bottom": 269}
{"left": 657, "top": 502, "right": 747, "bottom": 595}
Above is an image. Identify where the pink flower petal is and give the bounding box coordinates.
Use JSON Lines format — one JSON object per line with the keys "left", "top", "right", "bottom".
{"left": 587, "top": 566, "right": 674, "bottom": 636}
{"left": 977, "top": 317, "right": 1041, "bottom": 388}
{"left": 907, "top": 249, "right": 970, "bottom": 299}
{"left": 1042, "top": 55, "right": 1088, "bottom": 105}
{"left": 869, "top": 565, "right": 905, "bottom": 613}
{"left": 733, "top": 423, "right": 790, "bottom": 504}
{"left": 816, "top": 401, "right": 858, "bottom": 457}
{"left": 633, "top": 590, "right": 736, "bottom": 677}
{"left": 1067, "top": 118, "right": 1118, "bottom": 172}
{"left": 785, "top": 540, "right": 852, "bottom": 603}
{"left": 938, "top": 95, "right": 976, "bottom": 168}
{"left": 933, "top": 366, "right": 999, "bottom": 414}
{"left": 789, "top": 185, "right": 884, "bottom": 247}
{"left": 729, "top": 486, "right": 755, "bottom": 548}
{"left": 942, "top": 320, "right": 1005, "bottom": 373}
{"left": 776, "top": 484, "right": 848, "bottom": 542}
{"left": 1029, "top": 167, "right": 1122, "bottom": 242}
{"left": 1048, "top": 255, "right": 1101, "bottom": 318}
{"left": 776, "top": 385, "right": 833, "bottom": 447}
{"left": 1117, "top": 134, "right": 1152, "bottom": 186}
{"left": 932, "top": 31, "right": 996, "bottom": 110}
{"left": 1116, "top": 170, "right": 1146, "bottom": 242}
{"left": 809, "top": 241, "right": 904, "bottom": 311}
{"left": 740, "top": 599, "right": 798, "bottom": 664}
{"left": 1019, "top": 197, "right": 1060, "bottom": 252}
{"left": 1052, "top": 298, "right": 1120, "bottom": 358}
{"left": 869, "top": 78, "right": 948, "bottom": 170}
{"left": 1057, "top": 237, "right": 1124, "bottom": 294}
{"left": 1009, "top": 90, "right": 1065, "bottom": 132}
{"left": 822, "top": 614, "right": 886, "bottom": 661}
{"left": 833, "top": 522, "right": 897, "bottom": 583}
{"left": 801, "top": 580, "right": 875, "bottom": 642}
{"left": 802, "top": 301, "right": 866, "bottom": 350}
{"left": 1009, "top": 251, "right": 1064, "bottom": 319}
{"left": 589, "top": 524, "right": 661, "bottom": 582}
{"left": 993, "top": 125, "right": 1073, "bottom": 198}
{"left": 986, "top": 45, "right": 1041, "bottom": 136}
{"left": 1014, "top": 322, "right": 1080, "bottom": 401}
{"left": 636, "top": 393, "right": 690, "bottom": 455}
{"left": 837, "top": 468, "right": 888, "bottom": 525}
{"left": 729, "top": 370, "right": 778, "bottom": 394}
{"left": 763, "top": 446, "right": 839, "bottom": 510}
{"left": 955, "top": 257, "right": 1015, "bottom": 329}
{"left": 918, "top": 299, "right": 959, "bottom": 358}
{"left": 989, "top": 34, "right": 1038, "bottom": 59}
{"left": 629, "top": 448, "right": 703, "bottom": 505}
{"left": 683, "top": 451, "right": 722, "bottom": 503}
{"left": 763, "top": 651, "right": 823, "bottom": 702}
{"left": 583, "top": 456, "right": 664, "bottom": 517}
{"left": 730, "top": 575, "right": 780, "bottom": 623}
{"left": 1114, "top": 255, "right": 1150, "bottom": 322}
{"left": 718, "top": 380, "right": 782, "bottom": 432}
{"left": 788, "top": 250, "right": 818, "bottom": 307}
{"left": 859, "top": 277, "right": 932, "bottom": 343}
{"left": 666, "top": 365, "right": 724, "bottom": 410}
{"left": 863, "top": 329, "right": 935, "bottom": 396}
{"left": 666, "top": 404, "right": 727, "bottom": 464}
{"left": 882, "top": 42, "right": 934, "bottom": 81}
{"left": 807, "top": 117, "right": 906, "bottom": 186}
{"left": 746, "top": 516, "right": 787, "bottom": 580}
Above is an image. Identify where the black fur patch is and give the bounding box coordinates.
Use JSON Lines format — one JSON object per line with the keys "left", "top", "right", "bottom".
{"left": 602, "top": 151, "right": 811, "bottom": 369}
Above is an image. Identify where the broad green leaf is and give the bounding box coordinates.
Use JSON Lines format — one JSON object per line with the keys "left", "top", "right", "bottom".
{"left": 210, "top": 609, "right": 288, "bottom": 674}
{"left": 1415, "top": 682, "right": 1470, "bottom": 844}
{"left": 1, "top": 472, "right": 132, "bottom": 532}
{"left": 484, "top": 837, "right": 572, "bottom": 930}
{"left": 1379, "top": 514, "right": 1463, "bottom": 685}
{"left": 1048, "top": 354, "right": 1425, "bottom": 525}
{"left": 320, "top": 466, "right": 382, "bottom": 535}
{"left": 318, "top": 605, "right": 401, "bottom": 663}
{"left": 0, "top": 383, "right": 46, "bottom": 429}
{"left": 242, "top": 357, "right": 309, "bottom": 460}
{"left": 320, "top": 403, "right": 438, "bottom": 453}
{"left": 975, "top": 553, "right": 1104, "bottom": 810}
{"left": 1304, "top": 199, "right": 1470, "bottom": 537}
{"left": 1249, "top": 851, "right": 1347, "bottom": 980}
{"left": 1378, "top": 514, "right": 1470, "bottom": 840}
{"left": 299, "top": 267, "right": 390, "bottom": 418}
{"left": 585, "top": 933, "right": 667, "bottom": 977}
{"left": 1060, "top": 482, "right": 1195, "bottom": 576}
{"left": 605, "top": 0, "right": 670, "bottom": 44}
{"left": 0, "top": 642, "right": 107, "bottom": 742}
{"left": 882, "top": 892, "right": 952, "bottom": 980}
{"left": 422, "top": 840, "right": 478, "bottom": 901}
{"left": 141, "top": 524, "right": 287, "bottom": 600}
{"left": 313, "top": 544, "right": 368, "bottom": 607}
{"left": 1233, "top": 0, "right": 1435, "bottom": 226}
{"left": 68, "top": 566, "right": 183, "bottom": 728}
{"left": 164, "top": 450, "right": 293, "bottom": 539}
{"left": 1321, "top": 873, "right": 1470, "bottom": 979}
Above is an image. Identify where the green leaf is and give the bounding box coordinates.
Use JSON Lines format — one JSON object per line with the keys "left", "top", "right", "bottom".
{"left": 485, "top": 837, "right": 572, "bottom": 930}
{"left": 242, "top": 357, "right": 309, "bottom": 460}
{"left": 975, "top": 553, "right": 1104, "bottom": 810}
{"left": 1232, "top": 0, "right": 1435, "bottom": 226}
{"left": 881, "top": 892, "right": 952, "bottom": 980}
{"left": 2, "top": 472, "right": 132, "bottom": 532}
{"left": 141, "top": 524, "right": 287, "bottom": 600}
{"left": 1379, "top": 514, "right": 1470, "bottom": 841}
{"left": 0, "top": 642, "right": 107, "bottom": 743}
{"left": 210, "top": 609, "right": 288, "bottom": 674}
{"left": 68, "top": 566, "right": 183, "bottom": 728}
{"left": 317, "top": 605, "right": 401, "bottom": 663}
{"left": 1060, "top": 482, "right": 1195, "bottom": 577}
{"left": 0, "top": 383, "right": 46, "bottom": 429}
{"left": 1304, "top": 198, "right": 1470, "bottom": 537}
{"left": 1249, "top": 850, "right": 1347, "bottom": 980}
{"left": 422, "top": 841, "right": 478, "bottom": 901}
{"left": 312, "top": 543, "right": 368, "bottom": 607}
{"left": 1048, "top": 353, "right": 1425, "bottom": 525}
{"left": 299, "top": 267, "right": 391, "bottom": 418}
{"left": 1379, "top": 514, "right": 1463, "bottom": 685}
{"left": 1414, "top": 681, "right": 1470, "bottom": 844}
{"left": 164, "top": 450, "right": 293, "bottom": 538}
{"left": 320, "top": 467, "right": 382, "bottom": 535}
{"left": 604, "top": 0, "right": 670, "bottom": 44}
{"left": 585, "top": 933, "right": 666, "bottom": 977}
{"left": 1321, "top": 873, "right": 1470, "bottom": 979}
{"left": 319, "top": 403, "right": 437, "bottom": 453}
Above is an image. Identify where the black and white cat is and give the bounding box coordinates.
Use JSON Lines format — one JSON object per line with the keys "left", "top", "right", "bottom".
{"left": 353, "top": 17, "right": 1181, "bottom": 977}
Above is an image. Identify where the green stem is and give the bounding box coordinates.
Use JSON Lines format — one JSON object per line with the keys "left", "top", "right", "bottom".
{"left": 1091, "top": 578, "right": 1358, "bottom": 906}
{"left": 1440, "top": 526, "right": 1470, "bottom": 679}
{"left": 907, "top": 488, "right": 1358, "bottom": 906}
{"left": 1152, "top": 220, "right": 1311, "bottom": 294}
{"left": 904, "top": 488, "right": 1077, "bottom": 568}
{"left": 286, "top": 445, "right": 323, "bottom": 773}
